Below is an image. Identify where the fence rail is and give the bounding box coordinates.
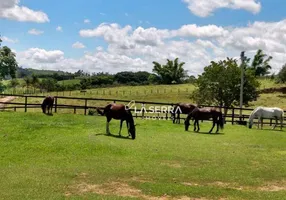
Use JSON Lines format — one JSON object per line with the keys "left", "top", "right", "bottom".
{"left": 0, "top": 94, "right": 285, "bottom": 126}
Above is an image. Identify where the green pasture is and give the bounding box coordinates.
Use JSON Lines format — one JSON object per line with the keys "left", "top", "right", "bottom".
{"left": 0, "top": 112, "right": 285, "bottom": 200}
{"left": 58, "top": 79, "right": 81, "bottom": 86}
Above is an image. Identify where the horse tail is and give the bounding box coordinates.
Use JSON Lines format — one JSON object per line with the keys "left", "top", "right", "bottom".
{"left": 218, "top": 111, "right": 224, "bottom": 130}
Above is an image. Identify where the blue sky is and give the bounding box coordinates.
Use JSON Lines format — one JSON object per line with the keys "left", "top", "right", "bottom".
{"left": 1, "top": 0, "right": 286, "bottom": 75}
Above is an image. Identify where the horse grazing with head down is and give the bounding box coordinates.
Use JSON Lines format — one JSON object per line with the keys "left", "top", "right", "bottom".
{"left": 172, "top": 103, "right": 197, "bottom": 124}
{"left": 248, "top": 106, "right": 284, "bottom": 130}
{"left": 97, "top": 103, "right": 136, "bottom": 139}
{"left": 41, "top": 96, "right": 54, "bottom": 115}
{"left": 185, "top": 107, "right": 224, "bottom": 133}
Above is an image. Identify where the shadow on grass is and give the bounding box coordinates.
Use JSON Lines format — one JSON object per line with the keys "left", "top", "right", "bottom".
{"left": 95, "top": 133, "right": 132, "bottom": 140}
{"left": 186, "top": 131, "right": 225, "bottom": 135}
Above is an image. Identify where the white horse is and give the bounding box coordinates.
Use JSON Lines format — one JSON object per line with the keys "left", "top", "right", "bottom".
{"left": 248, "top": 106, "right": 284, "bottom": 130}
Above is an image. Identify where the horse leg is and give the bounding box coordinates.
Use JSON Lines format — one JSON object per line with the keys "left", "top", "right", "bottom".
{"left": 106, "top": 117, "right": 111, "bottom": 135}
{"left": 209, "top": 118, "right": 215, "bottom": 133}
{"left": 118, "top": 119, "right": 123, "bottom": 136}
{"left": 261, "top": 118, "right": 263, "bottom": 129}
{"left": 178, "top": 113, "right": 180, "bottom": 124}
{"left": 193, "top": 119, "right": 197, "bottom": 132}
{"left": 273, "top": 117, "right": 278, "bottom": 130}
{"left": 126, "top": 121, "right": 131, "bottom": 137}
{"left": 197, "top": 120, "right": 200, "bottom": 132}
{"left": 216, "top": 118, "right": 219, "bottom": 133}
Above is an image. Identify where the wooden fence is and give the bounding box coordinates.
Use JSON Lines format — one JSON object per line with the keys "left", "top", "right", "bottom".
{"left": 0, "top": 94, "right": 285, "bottom": 126}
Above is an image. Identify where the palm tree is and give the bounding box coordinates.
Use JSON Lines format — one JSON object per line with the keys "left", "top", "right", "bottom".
{"left": 152, "top": 58, "right": 187, "bottom": 84}
{"left": 250, "top": 49, "right": 272, "bottom": 77}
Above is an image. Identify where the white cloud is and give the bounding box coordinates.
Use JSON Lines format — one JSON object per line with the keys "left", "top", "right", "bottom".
{"left": 72, "top": 42, "right": 86, "bottom": 49}
{"left": 16, "top": 19, "right": 286, "bottom": 76}
{"left": 16, "top": 47, "right": 146, "bottom": 73}
{"left": 84, "top": 19, "right": 90, "bottom": 24}
{"left": 2, "top": 36, "right": 18, "bottom": 43}
{"left": 56, "top": 26, "right": 63, "bottom": 32}
{"left": 0, "top": 0, "right": 49, "bottom": 23}
{"left": 183, "top": 0, "right": 261, "bottom": 17}
{"left": 18, "top": 48, "right": 64, "bottom": 63}
{"left": 28, "top": 28, "right": 44, "bottom": 35}
{"left": 175, "top": 24, "right": 229, "bottom": 38}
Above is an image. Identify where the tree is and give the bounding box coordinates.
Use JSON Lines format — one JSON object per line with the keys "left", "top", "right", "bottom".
{"left": 248, "top": 49, "right": 272, "bottom": 77}
{"left": 40, "top": 78, "right": 57, "bottom": 92}
{"left": 0, "top": 38, "right": 18, "bottom": 79}
{"left": 8, "top": 78, "right": 19, "bottom": 93}
{"left": 80, "top": 78, "right": 92, "bottom": 90}
{"left": 23, "top": 76, "right": 32, "bottom": 89}
{"left": 152, "top": 58, "right": 187, "bottom": 84}
{"left": 276, "top": 63, "right": 286, "bottom": 83}
{"left": 31, "top": 74, "right": 40, "bottom": 93}
{"left": 191, "top": 57, "right": 260, "bottom": 115}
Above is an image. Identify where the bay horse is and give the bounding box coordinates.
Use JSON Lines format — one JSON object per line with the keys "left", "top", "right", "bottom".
{"left": 41, "top": 96, "right": 54, "bottom": 115}
{"left": 172, "top": 103, "right": 197, "bottom": 124}
{"left": 248, "top": 106, "right": 284, "bottom": 130}
{"left": 185, "top": 107, "right": 224, "bottom": 133}
{"left": 97, "top": 103, "right": 136, "bottom": 139}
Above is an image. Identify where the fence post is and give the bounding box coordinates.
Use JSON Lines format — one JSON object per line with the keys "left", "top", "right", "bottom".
{"left": 142, "top": 103, "right": 145, "bottom": 119}
{"left": 54, "top": 97, "right": 58, "bottom": 113}
{"left": 25, "top": 96, "right": 27, "bottom": 112}
{"left": 232, "top": 108, "right": 235, "bottom": 125}
{"left": 84, "top": 99, "right": 88, "bottom": 115}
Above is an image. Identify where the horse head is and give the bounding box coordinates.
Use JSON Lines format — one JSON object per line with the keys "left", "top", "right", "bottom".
{"left": 184, "top": 119, "right": 190, "bottom": 131}
{"left": 41, "top": 103, "right": 46, "bottom": 114}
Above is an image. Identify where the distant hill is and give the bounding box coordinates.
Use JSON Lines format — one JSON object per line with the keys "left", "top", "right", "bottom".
{"left": 16, "top": 67, "right": 73, "bottom": 78}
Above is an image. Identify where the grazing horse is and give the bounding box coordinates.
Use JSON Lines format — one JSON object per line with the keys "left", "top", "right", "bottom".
{"left": 185, "top": 107, "right": 224, "bottom": 133}
{"left": 41, "top": 96, "right": 54, "bottom": 114}
{"left": 248, "top": 106, "right": 284, "bottom": 130}
{"left": 172, "top": 103, "right": 197, "bottom": 124}
{"left": 97, "top": 103, "right": 136, "bottom": 139}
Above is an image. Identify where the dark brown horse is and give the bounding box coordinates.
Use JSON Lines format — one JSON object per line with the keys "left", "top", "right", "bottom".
{"left": 41, "top": 96, "right": 54, "bottom": 115}
{"left": 97, "top": 103, "right": 136, "bottom": 139}
{"left": 172, "top": 103, "right": 197, "bottom": 124}
{"left": 185, "top": 107, "right": 224, "bottom": 133}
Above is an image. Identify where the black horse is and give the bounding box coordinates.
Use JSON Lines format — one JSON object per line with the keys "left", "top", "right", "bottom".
{"left": 97, "top": 103, "right": 136, "bottom": 139}
{"left": 41, "top": 96, "right": 55, "bottom": 115}
{"left": 185, "top": 107, "right": 224, "bottom": 133}
{"left": 172, "top": 103, "right": 197, "bottom": 124}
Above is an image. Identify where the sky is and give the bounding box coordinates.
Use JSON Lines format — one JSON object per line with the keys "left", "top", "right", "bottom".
{"left": 1, "top": 0, "right": 286, "bottom": 76}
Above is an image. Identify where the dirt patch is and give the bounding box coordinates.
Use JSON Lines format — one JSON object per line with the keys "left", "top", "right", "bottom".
{"left": 65, "top": 173, "right": 210, "bottom": 199}
{"left": 67, "top": 181, "right": 170, "bottom": 199}
{"left": 0, "top": 96, "right": 16, "bottom": 109}
{"left": 257, "top": 180, "right": 286, "bottom": 192}
{"left": 182, "top": 180, "right": 286, "bottom": 192}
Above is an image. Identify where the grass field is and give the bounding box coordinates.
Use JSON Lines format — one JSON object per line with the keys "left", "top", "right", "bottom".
{"left": 0, "top": 112, "right": 285, "bottom": 200}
